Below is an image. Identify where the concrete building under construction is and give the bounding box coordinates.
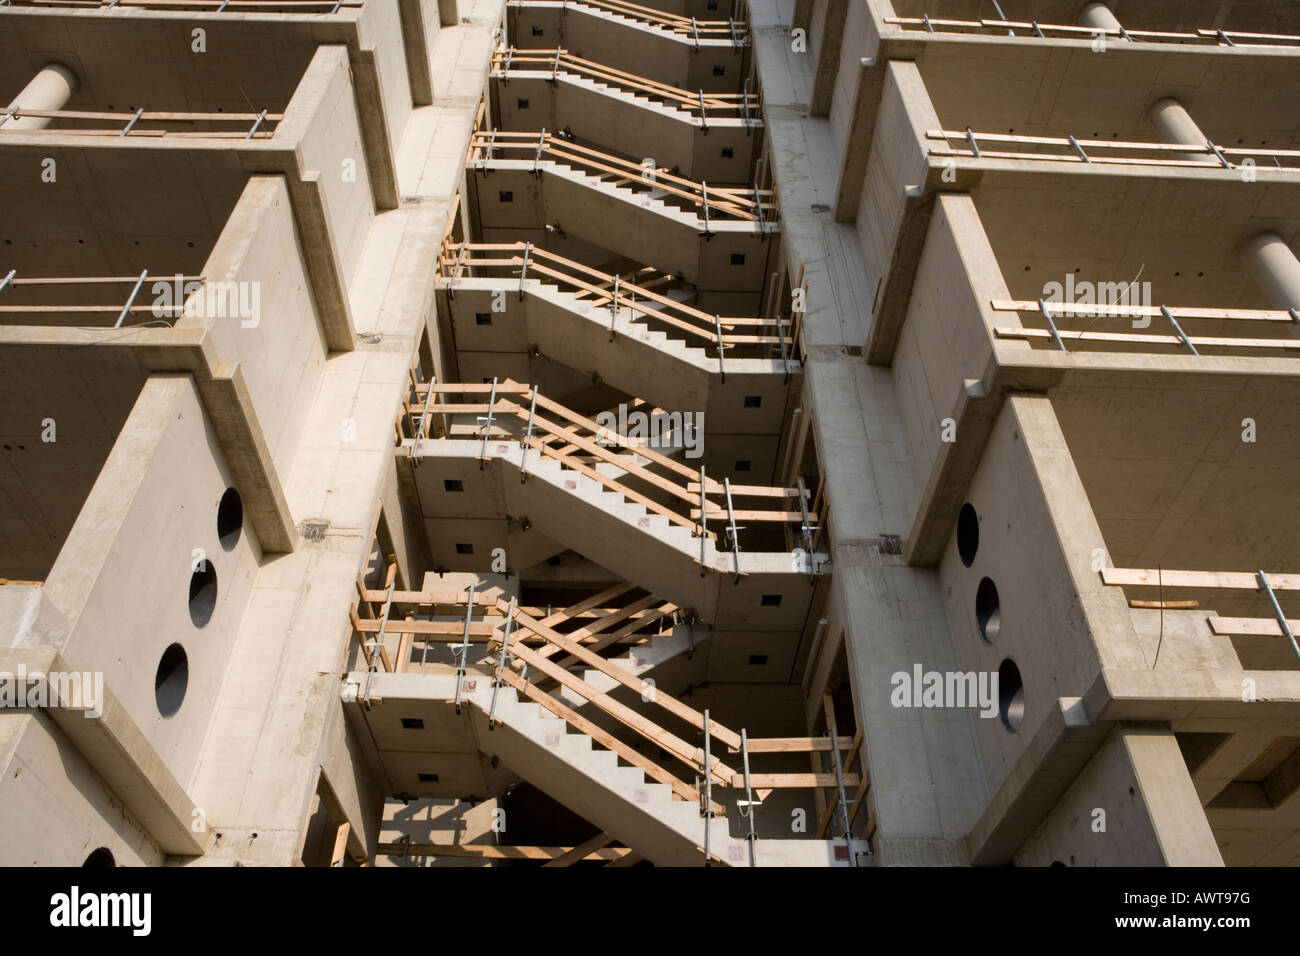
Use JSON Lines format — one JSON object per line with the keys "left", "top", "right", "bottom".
{"left": 1, "top": 0, "right": 1298, "bottom": 867}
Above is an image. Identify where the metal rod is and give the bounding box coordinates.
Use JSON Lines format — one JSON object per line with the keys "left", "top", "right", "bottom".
{"left": 121, "top": 106, "right": 143, "bottom": 137}
{"left": 245, "top": 108, "right": 268, "bottom": 139}
{"left": 518, "top": 242, "right": 531, "bottom": 300}
{"left": 0, "top": 269, "right": 15, "bottom": 295}
{"left": 478, "top": 377, "right": 499, "bottom": 466}
{"left": 1161, "top": 305, "right": 1198, "bottom": 354}
{"left": 964, "top": 127, "right": 982, "bottom": 159}
{"left": 550, "top": 48, "right": 562, "bottom": 82}
{"left": 691, "top": 16, "right": 699, "bottom": 49}
{"left": 828, "top": 727, "right": 856, "bottom": 865}
{"left": 489, "top": 596, "right": 516, "bottom": 728}
{"left": 798, "top": 476, "right": 816, "bottom": 579}
{"left": 1257, "top": 571, "right": 1300, "bottom": 663}
{"left": 416, "top": 377, "right": 438, "bottom": 442}
{"left": 698, "top": 89, "right": 708, "bottom": 131}
{"left": 362, "top": 580, "right": 395, "bottom": 705}
{"left": 453, "top": 584, "right": 476, "bottom": 713}
{"left": 1038, "top": 298, "right": 1066, "bottom": 351}
{"left": 714, "top": 313, "right": 726, "bottom": 383}
{"left": 609, "top": 272, "right": 620, "bottom": 340}
{"left": 534, "top": 127, "right": 547, "bottom": 174}
{"left": 741, "top": 728, "right": 756, "bottom": 867}
{"left": 723, "top": 477, "right": 742, "bottom": 583}
{"left": 700, "top": 180, "right": 711, "bottom": 234}
{"left": 1206, "top": 139, "right": 1232, "bottom": 168}
{"left": 702, "top": 708, "right": 712, "bottom": 867}
{"left": 698, "top": 464, "right": 708, "bottom": 576}
{"left": 1068, "top": 134, "right": 1089, "bottom": 162}
{"left": 519, "top": 386, "right": 538, "bottom": 482}
{"left": 113, "top": 270, "right": 148, "bottom": 328}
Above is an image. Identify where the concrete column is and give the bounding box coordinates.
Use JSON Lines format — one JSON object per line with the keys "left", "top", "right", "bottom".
{"left": 1148, "top": 97, "right": 1209, "bottom": 162}
{"left": 3, "top": 63, "right": 78, "bottom": 132}
{"left": 1241, "top": 233, "right": 1300, "bottom": 311}
{"left": 1078, "top": 2, "right": 1122, "bottom": 32}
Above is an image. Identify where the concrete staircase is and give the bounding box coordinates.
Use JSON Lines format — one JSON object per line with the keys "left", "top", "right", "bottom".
{"left": 412, "top": 436, "right": 824, "bottom": 620}
{"left": 471, "top": 158, "right": 775, "bottom": 287}
{"left": 348, "top": 670, "right": 867, "bottom": 866}
{"left": 508, "top": 0, "right": 744, "bottom": 92}
{"left": 494, "top": 69, "right": 756, "bottom": 181}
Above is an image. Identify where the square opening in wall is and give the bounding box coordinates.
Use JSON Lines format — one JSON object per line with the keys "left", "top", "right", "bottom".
{"left": 499, "top": 190, "right": 514, "bottom": 202}
{"left": 401, "top": 718, "right": 425, "bottom": 729}
{"left": 475, "top": 313, "right": 492, "bottom": 325}
{"left": 721, "top": 147, "right": 734, "bottom": 158}
{"left": 748, "top": 654, "right": 768, "bottom": 666}
{"left": 417, "top": 773, "right": 439, "bottom": 783}
{"left": 517, "top": 98, "right": 529, "bottom": 109}
{"left": 730, "top": 253, "right": 746, "bottom": 265}
{"left": 456, "top": 543, "right": 474, "bottom": 554}
{"left": 744, "top": 395, "right": 762, "bottom": 408}
{"left": 531, "top": 25, "right": 544, "bottom": 35}
{"left": 761, "top": 594, "right": 782, "bottom": 606}
{"left": 713, "top": 65, "right": 726, "bottom": 76}
{"left": 444, "top": 479, "right": 464, "bottom": 492}
{"left": 735, "top": 460, "right": 751, "bottom": 471}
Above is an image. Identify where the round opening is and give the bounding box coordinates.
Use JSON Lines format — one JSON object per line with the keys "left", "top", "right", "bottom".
{"left": 155, "top": 643, "right": 189, "bottom": 718}
{"left": 957, "top": 503, "right": 979, "bottom": 567}
{"left": 998, "top": 659, "right": 1024, "bottom": 733}
{"left": 188, "top": 564, "right": 218, "bottom": 627}
{"left": 975, "top": 577, "right": 1001, "bottom": 643}
{"left": 217, "top": 487, "right": 243, "bottom": 551}
{"left": 83, "top": 847, "right": 115, "bottom": 867}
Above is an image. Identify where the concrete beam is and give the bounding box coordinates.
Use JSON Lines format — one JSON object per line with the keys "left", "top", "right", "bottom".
{"left": 398, "top": 0, "right": 435, "bottom": 107}
{"left": 0, "top": 647, "right": 210, "bottom": 858}
{"left": 810, "top": 0, "right": 848, "bottom": 118}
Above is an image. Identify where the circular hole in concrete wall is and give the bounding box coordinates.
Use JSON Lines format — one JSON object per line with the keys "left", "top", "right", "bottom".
{"left": 217, "top": 487, "right": 243, "bottom": 551}
{"left": 957, "top": 503, "right": 979, "bottom": 566}
{"left": 188, "top": 564, "right": 218, "bottom": 627}
{"left": 155, "top": 644, "right": 189, "bottom": 718}
{"left": 976, "top": 577, "right": 1000, "bottom": 643}
{"left": 998, "top": 659, "right": 1024, "bottom": 733}
{"left": 83, "top": 847, "right": 115, "bottom": 867}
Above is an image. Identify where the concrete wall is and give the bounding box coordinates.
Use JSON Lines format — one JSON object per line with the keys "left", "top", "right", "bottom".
{"left": 42, "top": 375, "right": 263, "bottom": 790}
{"left": 890, "top": 196, "right": 1005, "bottom": 501}
{"left": 827, "top": 0, "right": 870, "bottom": 161}
{"left": 1016, "top": 725, "right": 1224, "bottom": 866}
{"left": 0, "top": 711, "right": 165, "bottom": 866}
{"left": 196, "top": 175, "right": 328, "bottom": 478}
{"left": 360, "top": 0, "right": 417, "bottom": 147}
{"left": 935, "top": 396, "right": 1120, "bottom": 792}
{"left": 854, "top": 61, "right": 934, "bottom": 310}
{"left": 296, "top": 48, "right": 378, "bottom": 284}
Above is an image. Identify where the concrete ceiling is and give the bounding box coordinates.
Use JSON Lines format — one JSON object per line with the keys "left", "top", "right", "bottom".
{"left": 916, "top": 41, "right": 1300, "bottom": 150}
{"left": 0, "top": 345, "right": 148, "bottom": 580}
{"left": 1050, "top": 377, "right": 1300, "bottom": 619}
{"left": 0, "top": 12, "right": 319, "bottom": 115}
{"left": 972, "top": 171, "right": 1300, "bottom": 309}
{"left": 0, "top": 144, "right": 247, "bottom": 309}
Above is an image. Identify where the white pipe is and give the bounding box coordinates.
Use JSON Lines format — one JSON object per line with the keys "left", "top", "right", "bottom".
{"left": 4, "top": 63, "right": 78, "bottom": 132}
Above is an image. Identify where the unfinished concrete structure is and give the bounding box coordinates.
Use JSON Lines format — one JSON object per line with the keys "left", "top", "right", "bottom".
{"left": 0, "top": 0, "right": 1297, "bottom": 868}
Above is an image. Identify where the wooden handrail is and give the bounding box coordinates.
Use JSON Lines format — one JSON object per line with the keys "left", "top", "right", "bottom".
{"left": 886, "top": 15, "right": 1300, "bottom": 47}
{"left": 1102, "top": 568, "right": 1300, "bottom": 591}
{"left": 996, "top": 327, "right": 1300, "bottom": 353}
{"left": 994, "top": 299, "right": 1299, "bottom": 323}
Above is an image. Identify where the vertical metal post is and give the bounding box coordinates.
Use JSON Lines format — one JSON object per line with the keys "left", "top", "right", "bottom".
{"left": 723, "top": 477, "right": 742, "bottom": 583}
{"left": 362, "top": 581, "right": 395, "bottom": 705}
{"left": 741, "top": 728, "right": 757, "bottom": 867}
{"left": 797, "top": 476, "right": 817, "bottom": 580}
{"left": 714, "top": 313, "right": 726, "bottom": 383}
{"left": 518, "top": 242, "right": 532, "bottom": 300}
{"left": 609, "top": 272, "right": 620, "bottom": 340}
{"left": 702, "top": 708, "right": 713, "bottom": 867}
{"left": 1257, "top": 570, "right": 1300, "bottom": 663}
{"left": 829, "top": 727, "right": 856, "bottom": 866}
{"left": 478, "top": 378, "right": 499, "bottom": 467}
{"left": 700, "top": 181, "right": 711, "bottom": 234}
{"left": 453, "top": 584, "right": 476, "bottom": 714}
{"left": 698, "top": 464, "right": 708, "bottom": 576}
{"left": 489, "top": 596, "right": 516, "bottom": 728}
{"left": 519, "top": 386, "right": 538, "bottom": 482}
